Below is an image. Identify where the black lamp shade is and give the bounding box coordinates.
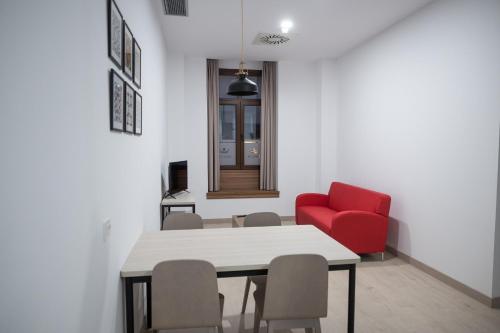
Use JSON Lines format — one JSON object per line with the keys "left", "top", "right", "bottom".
{"left": 227, "top": 74, "right": 258, "bottom": 96}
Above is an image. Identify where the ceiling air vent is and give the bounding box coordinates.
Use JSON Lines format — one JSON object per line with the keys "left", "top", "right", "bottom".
{"left": 254, "top": 33, "right": 290, "bottom": 46}
{"left": 163, "top": 0, "right": 188, "bottom": 17}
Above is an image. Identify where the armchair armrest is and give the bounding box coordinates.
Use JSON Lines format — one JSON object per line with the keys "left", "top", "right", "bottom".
{"left": 330, "top": 210, "right": 389, "bottom": 254}
{"left": 295, "top": 193, "right": 329, "bottom": 208}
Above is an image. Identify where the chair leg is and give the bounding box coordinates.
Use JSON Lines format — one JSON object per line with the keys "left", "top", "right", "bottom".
{"left": 313, "top": 318, "right": 321, "bottom": 333}
{"left": 267, "top": 320, "right": 274, "bottom": 333}
{"left": 241, "top": 277, "right": 251, "bottom": 314}
{"left": 305, "top": 328, "right": 313, "bottom": 333}
{"left": 217, "top": 324, "right": 224, "bottom": 333}
{"left": 380, "top": 252, "right": 385, "bottom": 261}
{"left": 253, "top": 304, "right": 262, "bottom": 333}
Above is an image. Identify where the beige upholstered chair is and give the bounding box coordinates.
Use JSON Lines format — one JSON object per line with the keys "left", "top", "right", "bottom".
{"left": 241, "top": 212, "right": 281, "bottom": 314}
{"left": 253, "top": 254, "right": 328, "bottom": 333}
{"left": 151, "top": 260, "right": 224, "bottom": 333}
{"left": 162, "top": 212, "right": 203, "bottom": 230}
{"left": 244, "top": 212, "right": 282, "bottom": 228}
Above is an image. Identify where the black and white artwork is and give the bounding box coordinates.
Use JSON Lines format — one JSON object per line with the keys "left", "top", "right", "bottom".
{"left": 124, "top": 83, "right": 135, "bottom": 133}
{"left": 108, "top": 0, "right": 123, "bottom": 68}
{"left": 134, "top": 92, "right": 142, "bottom": 135}
{"left": 110, "top": 69, "right": 125, "bottom": 131}
{"left": 123, "top": 21, "right": 133, "bottom": 79}
{"left": 133, "top": 39, "right": 141, "bottom": 88}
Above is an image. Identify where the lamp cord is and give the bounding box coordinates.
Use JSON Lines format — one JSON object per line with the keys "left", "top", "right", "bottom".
{"left": 239, "top": 0, "right": 245, "bottom": 74}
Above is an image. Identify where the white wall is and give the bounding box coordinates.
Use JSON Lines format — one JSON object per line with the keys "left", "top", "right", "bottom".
{"left": 0, "top": 0, "right": 169, "bottom": 332}
{"left": 165, "top": 55, "right": 320, "bottom": 218}
{"left": 317, "top": 60, "right": 339, "bottom": 193}
{"left": 493, "top": 131, "right": 500, "bottom": 298}
{"left": 334, "top": 0, "right": 500, "bottom": 297}
{"left": 165, "top": 51, "right": 186, "bottom": 163}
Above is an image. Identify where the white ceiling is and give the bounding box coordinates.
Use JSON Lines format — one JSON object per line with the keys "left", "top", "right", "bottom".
{"left": 158, "top": 0, "right": 434, "bottom": 61}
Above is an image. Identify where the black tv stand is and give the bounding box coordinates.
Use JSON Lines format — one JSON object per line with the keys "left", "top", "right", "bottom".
{"left": 160, "top": 191, "right": 196, "bottom": 229}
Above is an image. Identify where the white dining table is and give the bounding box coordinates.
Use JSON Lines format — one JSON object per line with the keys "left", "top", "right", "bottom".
{"left": 121, "top": 224, "right": 360, "bottom": 333}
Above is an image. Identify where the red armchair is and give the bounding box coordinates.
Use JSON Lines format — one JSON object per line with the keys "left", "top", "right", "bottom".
{"left": 296, "top": 182, "right": 391, "bottom": 254}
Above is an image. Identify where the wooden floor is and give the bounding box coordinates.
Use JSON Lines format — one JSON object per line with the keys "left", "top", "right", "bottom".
{"left": 168, "top": 221, "right": 500, "bottom": 333}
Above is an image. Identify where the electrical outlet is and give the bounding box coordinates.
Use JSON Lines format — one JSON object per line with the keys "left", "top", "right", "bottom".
{"left": 103, "top": 219, "right": 112, "bottom": 242}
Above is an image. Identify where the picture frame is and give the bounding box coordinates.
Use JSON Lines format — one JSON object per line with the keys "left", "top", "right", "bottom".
{"left": 124, "top": 82, "right": 135, "bottom": 134}
{"left": 109, "top": 69, "right": 125, "bottom": 132}
{"left": 134, "top": 91, "right": 142, "bottom": 135}
{"left": 122, "top": 21, "right": 134, "bottom": 80}
{"left": 108, "top": 0, "right": 123, "bottom": 68}
{"left": 133, "top": 39, "right": 141, "bottom": 88}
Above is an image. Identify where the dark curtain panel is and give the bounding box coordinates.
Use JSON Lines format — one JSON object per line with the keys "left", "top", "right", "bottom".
{"left": 260, "top": 61, "right": 277, "bottom": 190}
{"left": 207, "top": 59, "right": 220, "bottom": 191}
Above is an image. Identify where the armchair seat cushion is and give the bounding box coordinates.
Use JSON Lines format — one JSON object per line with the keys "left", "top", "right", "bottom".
{"left": 296, "top": 206, "right": 337, "bottom": 235}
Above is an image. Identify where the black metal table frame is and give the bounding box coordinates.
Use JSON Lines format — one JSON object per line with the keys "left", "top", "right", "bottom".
{"left": 160, "top": 203, "right": 196, "bottom": 229}
{"left": 123, "top": 263, "right": 356, "bottom": 333}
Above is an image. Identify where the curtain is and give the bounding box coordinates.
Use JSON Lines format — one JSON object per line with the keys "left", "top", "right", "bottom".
{"left": 260, "top": 62, "right": 277, "bottom": 190}
{"left": 207, "top": 59, "right": 220, "bottom": 192}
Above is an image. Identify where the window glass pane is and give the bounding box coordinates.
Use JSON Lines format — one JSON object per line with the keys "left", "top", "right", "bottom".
{"left": 244, "top": 105, "right": 261, "bottom": 166}
{"left": 219, "top": 104, "right": 236, "bottom": 166}
{"left": 219, "top": 75, "right": 234, "bottom": 99}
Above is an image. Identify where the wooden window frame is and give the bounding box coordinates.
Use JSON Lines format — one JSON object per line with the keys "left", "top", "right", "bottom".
{"left": 219, "top": 69, "right": 262, "bottom": 171}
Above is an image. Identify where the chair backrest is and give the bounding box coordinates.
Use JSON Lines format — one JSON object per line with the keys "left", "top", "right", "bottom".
{"left": 262, "top": 254, "right": 328, "bottom": 320}
{"left": 163, "top": 213, "right": 203, "bottom": 230}
{"left": 151, "top": 260, "right": 221, "bottom": 329}
{"left": 244, "top": 212, "right": 281, "bottom": 227}
{"left": 328, "top": 182, "right": 391, "bottom": 216}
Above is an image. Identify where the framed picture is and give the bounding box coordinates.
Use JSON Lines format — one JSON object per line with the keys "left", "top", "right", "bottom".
{"left": 133, "top": 39, "right": 141, "bottom": 88}
{"left": 108, "top": 0, "right": 123, "bottom": 68}
{"left": 134, "top": 91, "right": 142, "bottom": 135}
{"left": 124, "top": 82, "right": 135, "bottom": 133}
{"left": 109, "top": 69, "right": 125, "bottom": 132}
{"left": 122, "top": 21, "right": 134, "bottom": 79}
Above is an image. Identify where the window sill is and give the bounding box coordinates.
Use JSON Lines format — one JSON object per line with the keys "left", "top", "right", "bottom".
{"left": 206, "top": 190, "right": 280, "bottom": 199}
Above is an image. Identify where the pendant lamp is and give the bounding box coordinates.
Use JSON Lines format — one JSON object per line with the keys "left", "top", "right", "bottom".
{"left": 227, "top": 0, "right": 258, "bottom": 96}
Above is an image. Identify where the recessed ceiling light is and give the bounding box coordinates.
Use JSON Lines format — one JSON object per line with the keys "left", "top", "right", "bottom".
{"left": 280, "top": 20, "right": 293, "bottom": 34}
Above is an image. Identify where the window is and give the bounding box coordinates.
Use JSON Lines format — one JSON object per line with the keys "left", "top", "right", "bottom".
{"left": 206, "top": 64, "right": 278, "bottom": 199}
{"left": 218, "top": 69, "right": 262, "bottom": 170}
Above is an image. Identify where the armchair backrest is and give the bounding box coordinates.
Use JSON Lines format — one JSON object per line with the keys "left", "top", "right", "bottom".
{"left": 328, "top": 182, "right": 391, "bottom": 216}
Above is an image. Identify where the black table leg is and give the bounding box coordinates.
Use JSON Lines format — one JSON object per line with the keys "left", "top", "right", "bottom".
{"left": 348, "top": 264, "right": 356, "bottom": 333}
{"left": 146, "top": 280, "right": 152, "bottom": 328}
{"left": 160, "top": 205, "right": 164, "bottom": 229}
{"left": 125, "top": 278, "right": 134, "bottom": 333}
{"left": 124, "top": 276, "right": 151, "bottom": 333}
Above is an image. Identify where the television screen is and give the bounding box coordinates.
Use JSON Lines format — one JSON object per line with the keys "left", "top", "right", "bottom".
{"left": 168, "top": 160, "right": 188, "bottom": 195}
